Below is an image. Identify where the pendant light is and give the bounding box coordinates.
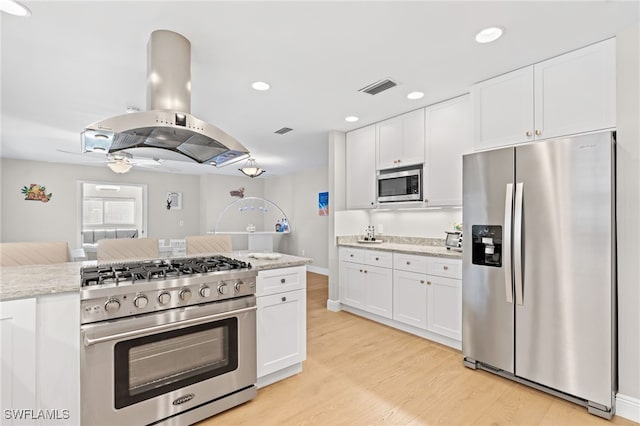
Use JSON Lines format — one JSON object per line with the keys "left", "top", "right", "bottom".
{"left": 239, "top": 158, "right": 266, "bottom": 178}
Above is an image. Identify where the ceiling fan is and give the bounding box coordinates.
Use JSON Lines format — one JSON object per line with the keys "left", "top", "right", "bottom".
{"left": 56, "top": 149, "right": 177, "bottom": 173}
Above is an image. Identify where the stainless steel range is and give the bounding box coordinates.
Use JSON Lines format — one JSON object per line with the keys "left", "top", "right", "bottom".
{"left": 80, "top": 255, "right": 258, "bottom": 426}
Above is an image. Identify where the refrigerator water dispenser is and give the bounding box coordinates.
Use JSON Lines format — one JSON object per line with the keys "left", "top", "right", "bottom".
{"left": 471, "top": 225, "right": 502, "bottom": 267}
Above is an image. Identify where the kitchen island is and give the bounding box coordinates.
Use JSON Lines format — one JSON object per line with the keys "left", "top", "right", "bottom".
{"left": 0, "top": 253, "right": 311, "bottom": 301}
{"left": 0, "top": 252, "right": 311, "bottom": 426}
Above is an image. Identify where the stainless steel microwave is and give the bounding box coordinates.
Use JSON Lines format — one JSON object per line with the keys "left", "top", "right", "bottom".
{"left": 377, "top": 165, "right": 423, "bottom": 203}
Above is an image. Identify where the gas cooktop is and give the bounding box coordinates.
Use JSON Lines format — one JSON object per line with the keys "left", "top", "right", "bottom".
{"left": 81, "top": 255, "right": 252, "bottom": 287}
{"left": 80, "top": 255, "right": 257, "bottom": 324}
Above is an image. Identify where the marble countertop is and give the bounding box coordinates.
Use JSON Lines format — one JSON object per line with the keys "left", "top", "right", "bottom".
{"left": 0, "top": 253, "right": 312, "bottom": 302}
{"left": 337, "top": 235, "right": 462, "bottom": 259}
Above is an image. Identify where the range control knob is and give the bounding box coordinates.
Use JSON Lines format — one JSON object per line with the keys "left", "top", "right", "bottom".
{"left": 179, "top": 288, "right": 192, "bottom": 302}
{"left": 234, "top": 280, "right": 245, "bottom": 293}
{"left": 217, "top": 283, "right": 229, "bottom": 295}
{"left": 200, "top": 286, "right": 212, "bottom": 298}
{"left": 104, "top": 298, "right": 121, "bottom": 314}
{"left": 158, "top": 292, "right": 171, "bottom": 305}
{"left": 133, "top": 295, "right": 148, "bottom": 309}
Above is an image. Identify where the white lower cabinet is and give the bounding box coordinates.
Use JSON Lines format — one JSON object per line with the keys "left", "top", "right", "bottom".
{"left": 393, "top": 270, "right": 427, "bottom": 329}
{"left": 426, "top": 274, "right": 462, "bottom": 341}
{"left": 1, "top": 298, "right": 37, "bottom": 426}
{"left": 340, "top": 247, "right": 462, "bottom": 348}
{"left": 339, "top": 248, "right": 392, "bottom": 319}
{"left": 256, "top": 266, "right": 306, "bottom": 388}
{"left": 0, "top": 293, "right": 79, "bottom": 426}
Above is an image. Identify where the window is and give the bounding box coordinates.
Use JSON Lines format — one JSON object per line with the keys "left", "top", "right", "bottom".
{"left": 83, "top": 198, "right": 136, "bottom": 226}
{"left": 78, "top": 182, "right": 148, "bottom": 254}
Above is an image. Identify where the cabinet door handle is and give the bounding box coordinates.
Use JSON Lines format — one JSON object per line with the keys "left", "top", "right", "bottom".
{"left": 360, "top": 269, "right": 363, "bottom": 273}
{"left": 350, "top": 254, "right": 354, "bottom": 258}
{"left": 535, "top": 129, "right": 542, "bottom": 136}
{"left": 364, "top": 270, "right": 368, "bottom": 274}
{"left": 281, "top": 296, "right": 287, "bottom": 302}
{"left": 443, "top": 266, "right": 448, "bottom": 271}
{"left": 526, "top": 131, "right": 532, "bottom": 137}
{"left": 375, "top": 257, "right": 379, "bottom": 261}
{"left": 420, "top": 280, "right": 425, "bottom": 284}
{"left": 406, "top": 261, "right": 411, "bottom": 265}
{"left": 427, "top": 281, "right": 432, "bottom": 285}
{"left": 280, "top": 278, "right": 286, "bottom": 284}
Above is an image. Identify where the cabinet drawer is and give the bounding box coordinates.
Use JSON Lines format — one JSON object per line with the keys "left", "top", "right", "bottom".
{"left": 364, "top": 250, "right": 392, "bottom": 268}
{"left": 257, "top": 266, "right": 306, "bottom": 297}
{"left": 427, "top": 258, "right": 462, "bottom": 279}
{"left": 393, "top": 253, "right": 428, "bottom": 274}
{"left": 339, "top": 247, "right": 365, "bottom": 263}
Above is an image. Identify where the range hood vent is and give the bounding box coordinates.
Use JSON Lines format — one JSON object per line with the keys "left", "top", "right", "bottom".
{"left": 81, "top": 30, "right": 249, "bottom": 166}
{"left": 274, "top": 127, "right": 293, "bottom": 135}
{"left": 359, "top": 78, "right": 397, "bottom": 95}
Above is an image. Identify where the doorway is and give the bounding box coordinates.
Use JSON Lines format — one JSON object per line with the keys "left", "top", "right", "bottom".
{"left": 78, "top": 182, "right": 148, "bottom": 260}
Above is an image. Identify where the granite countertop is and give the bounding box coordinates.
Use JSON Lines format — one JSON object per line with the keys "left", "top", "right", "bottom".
{"left": 337, "top": 235, "right": 463, "bottom": 259}
{"left": 0, "top": 253, "right": 312, "bottom": 302}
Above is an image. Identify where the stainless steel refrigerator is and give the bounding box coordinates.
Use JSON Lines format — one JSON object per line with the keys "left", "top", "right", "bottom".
{"left": 462, "top": 131, "right": 616, "bottom": 419}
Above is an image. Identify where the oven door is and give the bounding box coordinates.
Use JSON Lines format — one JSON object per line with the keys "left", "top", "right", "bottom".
{"left": 81, "top": 296, "right": 256, "bottom": 426}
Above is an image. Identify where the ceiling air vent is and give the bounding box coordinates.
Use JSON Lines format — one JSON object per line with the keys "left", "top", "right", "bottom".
{"left": 274, "top": 127, "right": 293, "bottom": 135}
{"left": 359, "top": 78, "right": 397, "bottom": 95}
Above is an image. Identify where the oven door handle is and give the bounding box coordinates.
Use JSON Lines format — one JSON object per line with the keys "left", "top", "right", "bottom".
{"left": 83, "top": 306, "right": 257, "bottom": 347}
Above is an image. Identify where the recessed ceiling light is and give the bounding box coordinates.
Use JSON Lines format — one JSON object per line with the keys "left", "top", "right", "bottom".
{"left": 475, "top": 27, "right": 504, "bottom": 44}
{"left": 0, "top": 0, "right": 31, "bottom": 17}
{"left": 251, "top": 81, "right": 270, "bottom": 91}
{"left": 345, "top": 116, "right": 359, "bottom": 123}
{"left": 407, "top": 91, "right": 424, "bottom": 100}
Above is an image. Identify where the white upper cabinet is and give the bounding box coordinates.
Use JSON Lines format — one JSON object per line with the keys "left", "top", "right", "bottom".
{"left": 534, "top": 38, "right": 616, "bottom": 140}
{"left": 424, "top": 94, "right": 472, "bottom": 206}
{"left": 472, "top": 38, "right": 616, "bottom": 151}
{"left": 472, "top": 66, "right": 534, "bottom": 150}
{"left": 346, "top": 125, "right": 377, "bottom": 209}
{"left": 376, "top": 109, "right": 425, "bottom": 170}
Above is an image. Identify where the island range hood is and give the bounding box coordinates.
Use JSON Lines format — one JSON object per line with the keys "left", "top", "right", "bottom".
{"left": 81, "top": 30, "right": 249, "bottom": 166}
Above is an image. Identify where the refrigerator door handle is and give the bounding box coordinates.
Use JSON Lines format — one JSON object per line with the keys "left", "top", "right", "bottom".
{"left": 504, "top": 183, "right": 514, "bottom": 303}
{"left": 514, "top": 182, "right": 524, "bottom": 305}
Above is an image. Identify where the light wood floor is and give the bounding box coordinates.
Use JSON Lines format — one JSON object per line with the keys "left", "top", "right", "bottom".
{"left": 200, "top": 273, "right": 637, "bottom": 426}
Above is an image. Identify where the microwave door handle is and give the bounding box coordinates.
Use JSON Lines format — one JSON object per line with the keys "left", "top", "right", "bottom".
{"left": 504, "top": 183, "right": 514, "bottom": 304}
{"left": 514, "top": 182, "right": 524, "bottom": 306}
{"left": 83, "top": 306, "right": 257, "bottom": 347}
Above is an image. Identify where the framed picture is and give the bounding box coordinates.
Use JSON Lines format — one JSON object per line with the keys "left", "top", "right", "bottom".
{"left": 318, "top": 192, "right": 329, "bottom": 216}
{"left": 167, "top": 192, "right": 182, "bottom": 210}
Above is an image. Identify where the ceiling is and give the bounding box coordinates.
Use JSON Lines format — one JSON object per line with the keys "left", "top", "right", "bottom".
{"left": 1, "top": 1, "right": 638, "bottom": 177}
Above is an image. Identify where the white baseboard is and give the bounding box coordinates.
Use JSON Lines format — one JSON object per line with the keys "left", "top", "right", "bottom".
{"left": 326, "top": 299, "right": 341, "bottom": 312}
{"left": 306, "top": 265, "right": 329, "bottom": 276}
{"left": 616, "top": 393, "right": 640, "bottom": 422}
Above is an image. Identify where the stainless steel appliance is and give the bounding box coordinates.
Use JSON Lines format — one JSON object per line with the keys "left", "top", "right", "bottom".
{"left": 462, "top": 131, "right": 616, "bottom": 419}
{"left": 377, "top": 164, "right": 422, "bottom": 203}
{"left": 444, "top": 231, "right": 462, "bottom": 251}
{"left": 80, "top": 256, "right": 257, "bottom": 426}
{"left": 82, "top": 30, "right": 250, "bottom": 167}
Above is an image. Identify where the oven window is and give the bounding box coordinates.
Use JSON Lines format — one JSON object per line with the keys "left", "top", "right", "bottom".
{"left": 114, "top": 318, "right": 238, "bottom": 409}
{"left": 379, "top": 175, "right": 420, "bottom": 197}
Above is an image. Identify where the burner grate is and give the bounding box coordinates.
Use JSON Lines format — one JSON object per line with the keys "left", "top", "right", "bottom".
{"left": 80, "top": 255, "right": 252, "bottom": 287}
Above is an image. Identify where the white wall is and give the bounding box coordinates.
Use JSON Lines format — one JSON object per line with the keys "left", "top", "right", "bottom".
{"left": 0, "top": 159, "right": 200, "bottom": 248}
{"left": 264, "top": 166, "right": 329, "bottom": 272}
{"left": 328, "top": 131, "right": 346, "bottom": 301}
{"left": 616, "top": 23, "right": 639, "bottom": 402}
